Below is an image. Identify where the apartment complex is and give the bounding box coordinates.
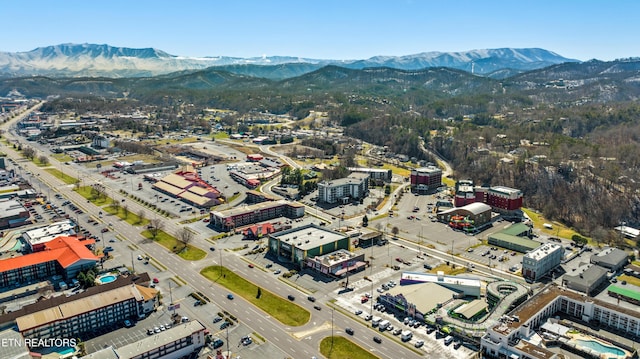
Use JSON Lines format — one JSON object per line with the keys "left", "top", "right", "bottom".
{"left": 521, "top": 243, "right": 564, "bottom": 282}
{"left": 317, "top": 172, "right": 369, "bottom": 204}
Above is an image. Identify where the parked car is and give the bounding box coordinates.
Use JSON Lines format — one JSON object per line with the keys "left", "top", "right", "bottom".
{"left": 213, "top": 317, "right": 223, "bottom": 323}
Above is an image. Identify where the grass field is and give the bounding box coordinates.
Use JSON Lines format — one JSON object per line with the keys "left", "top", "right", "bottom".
{"left": 51, "top": 153, "right": 74, "bottom": 162}
{"left": 75, "top": 186, "right": 114, "bottom": 206}
{"left": 141, "top": 230, "right": 206, "bottom": 261}
{"left": 103, "top": 205, "right": 150, "bottom": 226}
{"left": 319, "top": 336, "right": 380, "bottom": 359}
{"left": 45, "top": 168, "right": 79, "bottom": 185}
{"left": 200, "top": 265, "right": 310, "bottom": 326}
{"left": 522, "top": 208, "right": 585, "bottom": 240}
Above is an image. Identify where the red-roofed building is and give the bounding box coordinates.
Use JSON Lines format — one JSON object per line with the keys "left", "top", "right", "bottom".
{"left": 0, "top": 236, "right": 100, "bottom": 287}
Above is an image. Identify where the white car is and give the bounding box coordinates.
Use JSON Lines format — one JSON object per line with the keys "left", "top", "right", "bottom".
{"left": 415, "top": 340, "right": 425, "bottom": 348}
{"left": 137, "top": 255, "right": 143, "bottom": 260}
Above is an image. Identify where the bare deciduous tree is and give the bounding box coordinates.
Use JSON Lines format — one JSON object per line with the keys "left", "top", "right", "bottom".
{"left": 176, "top": 227, "right": 194, "bottom": 250}
{"left": 149, "top": 218, "right": 164, "bottom": 239}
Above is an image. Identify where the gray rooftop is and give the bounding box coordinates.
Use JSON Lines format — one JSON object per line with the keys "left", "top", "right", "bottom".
{"left": 563, "top": 263, "right": 608, "bottom": 286}
{"left": 387, "top": 282, "right": 458, "bottom": 312}
{"left": 0, "top": 329, "right": 31, "bottom": 359}
{"left": 591, "top": 248, "right": 628, "bottom": 266}
{"left": 271, "top": 224, "right": 346, "bottom": 251}
{"left": 115, "top": 320, "right": 205, "bottom": 358}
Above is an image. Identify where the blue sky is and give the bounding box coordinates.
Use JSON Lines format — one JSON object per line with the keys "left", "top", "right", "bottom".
{"left": 2, "top": 0, "right": 638, "bottom": 61}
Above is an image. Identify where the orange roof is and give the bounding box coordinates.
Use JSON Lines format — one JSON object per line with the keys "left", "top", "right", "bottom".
{"left": 0, "top": 236, "right": 100, "bottom": 272}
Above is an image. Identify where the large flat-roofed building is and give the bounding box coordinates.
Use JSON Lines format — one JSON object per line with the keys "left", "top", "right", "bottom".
{"left": 22, "top": 220, "right": 77, "bottom": 252}
{"left": 210, "top": 199, "right": 304, "bottom": 232}
{"left": 347, "top": 167, "right": 392, "bottom": 182}
{"left": 0, "top": 199, "right": 30, "bottom": 229}
{"left": 488, "top": 223, "right": 539, "bottom": 253}
{"left": 378, "top": 282, "right": 460, "bottom": 322}
{"left": 112, "top": 320, "right": 206, "bottom": 359}
{"left": 400, "top": 271, "right": 481, "bottom": 298}
{"left": 410, "top": 166, "right": 442, "bottom": 193}
{"left": 590, "top": 247, "right": 629, "bottom": 272}
{"left": 486, "top": 186, "right": 523, "bottom": 212}
{"left": 561, "top": 263, "right": 608, "bottom": 295}
{"left": 0, "top": 236, "right": 99, "bottom": 287}
{"left": 268, "top": 224, "right": 350, "bottom": 268}
{"left": 522, "top": 243, "right": 564, "bottom": 282}
{"left": 0, "top": 328, "right": 32, "bottom": 359}
{"left": 304, "top": 249, "right": 366, "bottom": 277}
{"left": 318, "top": 172, "right": 369, "bottom": 204}
{"left": 481, "top": 285, "right": 640, "bottom": 359}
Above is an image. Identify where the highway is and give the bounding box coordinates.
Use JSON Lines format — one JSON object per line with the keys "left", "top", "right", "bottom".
{"left": 1, "top": 105, "right": 425, "bottom": 358}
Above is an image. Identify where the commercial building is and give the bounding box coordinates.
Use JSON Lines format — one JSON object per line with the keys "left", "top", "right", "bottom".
{"left": 607, "top": 285, "right": 640, "bottom": 306}
{"left": 0, "top": 328, "right": 32, "bottom": 359}
{"left": 522, "top": 243, "right": 564, "bottom": 282}
{"left": 268, "top": 223, "right": 350, "bottom": 268}
{"left": 347, "top": 167, "right": 393, "bottom": 182}
{"left": 481, "top": 285, "right": 640, "bottom": 359}
{"left": 22, "top": 220, "right": 77, "bottom": 252}
{"left": 590, "top": 248, "right": 629, "bottom": 272}
{"left": 378, "top": 282, "right": 460, "bottom": 322}
{"left": 0, "top": 274, "right": 157, "bottom": 340}
{"left": 399, "top": 271, "right": 481, "bottom": 298}
{"left": 304, "top": 249, "right": 366, "bottom": 277}
{"left": 0, "top": 236, "right": 99, "bottom": 287}
{"left": 210, "top": 200, "right": 304, "bottom": 232}
{"left": 317, "top": 172, "right": 369, "bottom": 204}
{"left": 437, "top": 202, "right": 492, "bottom": 231}
{"left": 488, "top": 223, "right": 540, "bottom": 253}
{"left": 561, "top": 263, "right": 608, "bottom": 295}
{"left": 152, "top": 171, "right": 222, "bottom": 208}
{"left": 88, "top": 320, "right": 206, "bottom": 359}
{"left": 410, "top": 166, "right": 442, "bottom": 193}
{"left": 0, "top": 199, "right": 30, "bottom": 229}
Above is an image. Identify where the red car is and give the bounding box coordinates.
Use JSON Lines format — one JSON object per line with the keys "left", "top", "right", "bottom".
{"left": 152, "top": 278, "right": 159, "bottom": 283}
{"left": 101, "top": 228, "right": 109, "bottom": 233}
{"left": 248, "top": 264, "right": 254, "bottom": 268}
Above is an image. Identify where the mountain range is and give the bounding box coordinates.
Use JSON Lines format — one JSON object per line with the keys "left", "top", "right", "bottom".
{"left": 0, "top": 43, "right": 578, "bottom": 79}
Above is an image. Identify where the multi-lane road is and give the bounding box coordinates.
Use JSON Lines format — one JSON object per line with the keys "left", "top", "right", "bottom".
{"left": 2, "top": 104, "right": 426, "bottom": 358}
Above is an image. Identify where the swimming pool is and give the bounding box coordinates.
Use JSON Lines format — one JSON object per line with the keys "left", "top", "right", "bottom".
{"left": 97, "top": 274, "right": 117, "bottom": 284}
{"left": 576, "top": 339, "right": 625, "bottom": 356}
{"left": 58, "top": 347, "right": 75, "bottom": 355}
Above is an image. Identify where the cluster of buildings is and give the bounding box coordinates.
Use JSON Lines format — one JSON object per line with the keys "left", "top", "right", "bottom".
{"left": 151, "top": 170, "right": 222, "bottom": 208}
{"left": 454, "top": 180, "right": 523, "bottom": 214}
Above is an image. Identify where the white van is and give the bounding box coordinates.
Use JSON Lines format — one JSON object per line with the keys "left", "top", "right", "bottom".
{"left": 371, "top": 316, "right": 382, "bottom": 327}
{"left": 444, "top": 335, "right": 454, "bottom": 345}
{"left": 401, "top": 330, "right": 413, "bottom": 341}
{"left": 378, "top": 320, "right": 390, "bottom": 331}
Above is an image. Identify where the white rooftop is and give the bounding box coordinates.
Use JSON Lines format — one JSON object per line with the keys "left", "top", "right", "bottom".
{"left": 524, "top": 243, "right": 563, "bottom": 260}
{"left": 272, "top": 224, "right": 346, "bottom": 251}
{"left": 23, "top": 220, "right": 76, "bottom": 246}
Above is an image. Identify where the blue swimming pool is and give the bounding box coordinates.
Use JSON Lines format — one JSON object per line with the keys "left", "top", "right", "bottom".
{"left": 58, "top": 347, "right": 75, "bottom": 355}
{"left": 98, "top": 275, "right": 117, "bottom": 284}
{"left": 576, "top": 339, "right": 625, "bottom": 356}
